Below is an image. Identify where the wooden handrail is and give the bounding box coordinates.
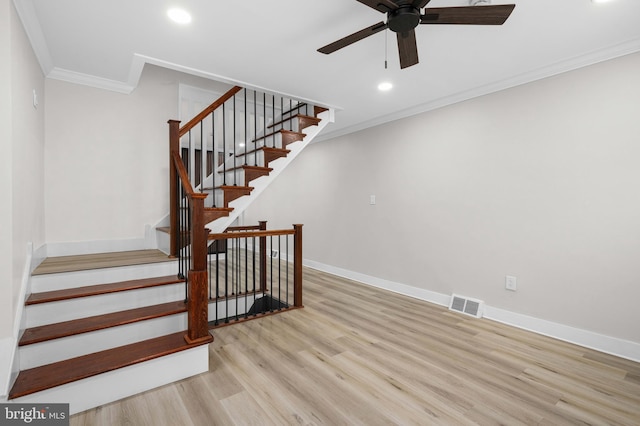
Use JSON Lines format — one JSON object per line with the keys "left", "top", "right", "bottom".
{"left": 225, "top": 224, "right": 263, "bottom": 232}
{"left": 172, "top": 152, "right": 195, "bottom": 195}
{"left": 178, "top": 86, "right": 243, "bottom": 137}
{"left": 208, "top": 229, "right": 295, "bottom": 240}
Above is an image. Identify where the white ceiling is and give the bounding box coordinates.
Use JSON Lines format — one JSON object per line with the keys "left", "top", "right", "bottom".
{"left": 15, "top": 0, "right": 640, "bottom": 141}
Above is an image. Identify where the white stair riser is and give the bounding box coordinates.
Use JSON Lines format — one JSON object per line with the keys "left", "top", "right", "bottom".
{"left": 31, "top": 261, "right": 178, "bottom": 292}
{"left": 20, "top": 313, "right": 187, "bottom": 369}
{"left": 25, "top": 284, "right": 184, "bottom": 328}
{"left": 11, "top": 345, "right": 208, "bottom": 415}
{"left": 155, "top": 230, "right": 171, "bottom": 255}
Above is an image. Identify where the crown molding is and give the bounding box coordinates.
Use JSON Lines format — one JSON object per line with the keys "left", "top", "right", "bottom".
{"left": 12, "top": 0, "right": 53, "bottom": 74}
{"left": 315, "top": 37, "right": 640, "bottom": 142}
{"left": 47, "top": 67, "right": 135, "bottom": 94}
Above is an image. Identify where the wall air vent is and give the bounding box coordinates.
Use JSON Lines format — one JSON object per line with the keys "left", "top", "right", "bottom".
{"left": 449, "top": 294, "right": 484, "bottom": 318}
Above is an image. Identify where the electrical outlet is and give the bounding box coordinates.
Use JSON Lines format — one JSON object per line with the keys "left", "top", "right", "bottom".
{"left": 505, "top": 275, "right": 517, "bottom": 291}
{"left": 370, "top": 195, "right": 376, "bottom": 205}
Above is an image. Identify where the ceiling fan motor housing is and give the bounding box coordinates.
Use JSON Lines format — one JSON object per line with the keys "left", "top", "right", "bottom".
{"left": 388, "top": 6, "right": 421, "bottom": 33}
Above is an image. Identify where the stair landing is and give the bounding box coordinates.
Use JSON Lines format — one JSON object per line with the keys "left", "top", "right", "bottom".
{"left": 33, "top": 249, "right": 172, "bottom": 275}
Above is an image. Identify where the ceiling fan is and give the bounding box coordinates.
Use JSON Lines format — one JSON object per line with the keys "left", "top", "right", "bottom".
{"left": 317, "top": 0, "right": 516, "bottom": 69}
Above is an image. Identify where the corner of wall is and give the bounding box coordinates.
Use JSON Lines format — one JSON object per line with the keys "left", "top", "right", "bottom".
{"left": 0, "top": 336, "right": 15, "bottom": 400}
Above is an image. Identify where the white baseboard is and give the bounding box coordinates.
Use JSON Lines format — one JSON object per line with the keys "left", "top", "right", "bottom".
{"left": 483, "top": 306, "right": 640, "bottom": 363}
{"left": 0, "top": 337, "right": 13, "bottom": 400}
{"left": 303, "top": 259, "right": 640, "bottom": 363}
{"left": 303, "top": 259, "right": 451, "bottom": 307}
{"left": 2, "top": 243, "right": 38, "bottom": 398}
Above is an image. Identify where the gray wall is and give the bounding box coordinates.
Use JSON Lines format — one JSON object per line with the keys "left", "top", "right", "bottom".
{"left": 245, "top": 52, "right": 640, "bottom": 344}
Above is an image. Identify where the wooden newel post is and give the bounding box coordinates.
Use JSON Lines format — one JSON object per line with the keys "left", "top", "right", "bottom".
{"left": 293, "top": 224, "right": 303, "bottom": 307}
{"left": 185, "top": 193, "right": 212, "bottom": 344}
{"left": 259, "top": 221, "right": 267, "bottom": 292}
{"left": 168, "top": 119, "right": 181, "bottom": 258}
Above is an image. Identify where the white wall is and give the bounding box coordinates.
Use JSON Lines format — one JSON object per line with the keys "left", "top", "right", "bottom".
{"left": 0, "top": 0, "right": 13, "bottom": 340}
{"left": 0, "top": 0, "right": 45, "bottom": 338}
{"left": 11, "top": 0, "right": 45, "bottom": 308}
{"left": 245, "top": 52, "right": 640, "bottom": 344}
{"left": 1, "top": 0, "right": 46, "bottom": 394}
{"left": 44, "top": 65, "right": 232, "bottom": 243}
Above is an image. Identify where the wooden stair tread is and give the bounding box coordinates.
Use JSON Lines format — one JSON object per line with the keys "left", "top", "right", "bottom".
{"left": 32, "top": 249, "right": 173, "bottom": 275}
{"left": 314, "top": 106, "right": 329, "bottom": 117}
{"left": 9, "top": 331, "right": 212, "bottom": 399}
{"left": 252, "top": 129, "right": 306, "bottom": 143}
{"left": 217, "top": 165, "right": 273, "bottom": 174}
{"left": 237, "top": 146, "right": 290, "bottom": 157}
{"left": 19, "top": 301, "right": 188, "bottom": 346}
{"left": 267, "top": 113, "right": 317, "bottom": 129}
{"left": 215, "top": 185, "right": 254, "bottom": 191}
{"left": 26, "top": 275, "right": 184, "bottom": 305}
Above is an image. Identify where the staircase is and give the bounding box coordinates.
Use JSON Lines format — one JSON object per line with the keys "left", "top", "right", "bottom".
{"left": 161, "top": 87, "right": 332, "bottom": 250}
{"left": 6, "top": 86, "right": 332, "bottom": 414}
{"left": 8, "top": 251, "right": 210, "bottom": 414}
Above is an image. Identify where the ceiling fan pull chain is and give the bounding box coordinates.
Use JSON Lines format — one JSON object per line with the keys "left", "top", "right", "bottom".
{"left": 384, "top": 25, "right": 388, "bottom": 69}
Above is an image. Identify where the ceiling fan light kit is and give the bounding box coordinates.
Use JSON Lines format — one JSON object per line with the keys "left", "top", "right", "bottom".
{"left": 318, "top": 0, "right": 515, "bottom": 69}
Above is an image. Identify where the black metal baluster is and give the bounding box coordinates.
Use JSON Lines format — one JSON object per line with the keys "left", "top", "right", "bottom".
{"left": 200, "top": 121, "right": 204, "bottom": 191}
{"left": 224, "top": 234, "right": 229, "bottom": 323}
{"left": 252, "top": 236, "right": 256, "bottom": 316}
{"left": 222, "top": 101, "right": 227, "bottom": 186}
{"left": 235, "top": 236, "right": 239, "bottom": 320}
{"left": 286, "top": 234, "right": 290, "bottom": 307}
{"left": 271, "top": 94, "right": 276, "bottom": 148}
{"left": 233, "top": 94, "right": 237, "bottom": 186}
{"left": 244, "top": 88, "right": 248, "bottom": 167}
{"left": 280, "top": 96, "right": 284, "bottom": 132}
{"left": 278, "top": 235, "right": 281, "bottom": 310}
{"left": 269, "top": 235, "right": 274, "bottom": 312}
{"left": 244, "top": 236, "right": 249, "bottom": 318}
{"left": 211, "top": 111, "right": 216, "bottom": 207}
{"left": 254, "top": 90, "right": 258, "bottom": 167}
{"left": 215, "top": 240, "right": 220, "bottom": 325}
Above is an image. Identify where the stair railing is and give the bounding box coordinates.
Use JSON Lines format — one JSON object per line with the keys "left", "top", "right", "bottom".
{"left": 175, "top": 86, "right": 314, "bottom": 210}
{"left": 208, "top": 223, "right": 304, "bottom": 326}
{"left": 169, "top": 85, "right": 315, "bottom": 342}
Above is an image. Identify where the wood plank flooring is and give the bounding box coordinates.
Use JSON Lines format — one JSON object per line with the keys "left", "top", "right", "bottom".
{"left": 32, "top": 250, "right": 173, "bottom": 275}
{"left": 71, "top": 267, "right": 640, "bottom": 425}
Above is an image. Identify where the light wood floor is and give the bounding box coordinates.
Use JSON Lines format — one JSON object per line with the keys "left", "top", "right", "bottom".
{"left": 71, "top": 267, "right": 640, "bottom": 425}
{"left": 33, "top": 250, "right": 173, "bottom": 275}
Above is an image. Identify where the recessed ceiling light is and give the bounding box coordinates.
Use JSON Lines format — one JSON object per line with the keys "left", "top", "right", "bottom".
{"left": 378, "top": 82, "right": 393, "bottom": 91}
{"left": 591, "top": 0, "right": 615, "bottom": 3}
{"left": 167, "top": 8, "right": 192, "bottom": 24}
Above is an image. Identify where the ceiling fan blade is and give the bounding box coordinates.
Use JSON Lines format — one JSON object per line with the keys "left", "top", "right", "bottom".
{"left": 356, "top": 0, "right": 399, "bottom": 13}
{"left": 421, "top": 5, "right": 515, "bottom": 25}
{"left": 397, "top": 30, "right": 419, "bottom": 69}
{"left": 412, "top": 0, "right": 432, "bottom": 8}
{"left": 318, "top": 22, "right": 388, "bottom": 55}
